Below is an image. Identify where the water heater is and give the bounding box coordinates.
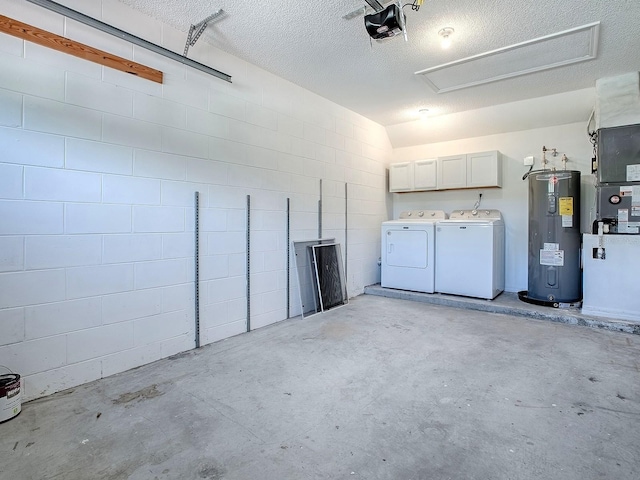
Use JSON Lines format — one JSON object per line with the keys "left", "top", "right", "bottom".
{"left": 521, "top": 170, "right": 582, "bottom": 306}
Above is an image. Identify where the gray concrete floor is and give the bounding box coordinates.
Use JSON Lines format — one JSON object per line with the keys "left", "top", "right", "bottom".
{"left": 2, "top": 295, "right": 640, "bottom": 480}
{"left": 365, "top": 285, "right": 640, "bottom": 335}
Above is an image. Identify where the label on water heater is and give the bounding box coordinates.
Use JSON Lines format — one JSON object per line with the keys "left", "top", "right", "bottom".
{"left": 562, "top": 215, "right": 573, "bottom": 227}
{"left": 540, "top": 249, "right": 564, "bottom": 266}
{"left": 559, "top": 197, "right": 573, "bottom": 215}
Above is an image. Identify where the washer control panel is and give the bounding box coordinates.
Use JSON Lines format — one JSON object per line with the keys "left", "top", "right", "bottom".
{"left": 449, "top": 209, "right": 503, "bottom": 220}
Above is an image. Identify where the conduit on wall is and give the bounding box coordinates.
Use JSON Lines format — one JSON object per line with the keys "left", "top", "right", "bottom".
{"left": 25, "top": 0, "right": 232, "bottom": 83}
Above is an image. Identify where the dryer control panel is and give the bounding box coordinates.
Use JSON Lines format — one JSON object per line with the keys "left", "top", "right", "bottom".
{"left": 398, "top": 210, "right": 447, "bottom": 220}
{"left": 449, "top": 209, "right": 503, "bottom": 220}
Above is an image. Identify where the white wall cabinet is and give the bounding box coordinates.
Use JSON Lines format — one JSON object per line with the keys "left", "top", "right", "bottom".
{"left": 467, "top": 151, "right": 502, "bottom": 188}
{"left": 390, "top": 151, "right": 501, "bottom": 192}
{"left": 413, "top": 159, "right": 438, "bottom": 190}
{"left": 389, "top": 159, "right": 437, "bottom": 192}
{"left": 388, "top": 162, "right": 413, "bottom": 192}
{"left": 438, "top": 151, "right": 502, "bottom": 190}
{"left": 437, "top": 154, "right": 467, "bottom": 190}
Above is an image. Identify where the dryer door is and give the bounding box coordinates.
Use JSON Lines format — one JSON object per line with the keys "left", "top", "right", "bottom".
{"left": 385, "top": 228, "right": 428, "bottom": 268}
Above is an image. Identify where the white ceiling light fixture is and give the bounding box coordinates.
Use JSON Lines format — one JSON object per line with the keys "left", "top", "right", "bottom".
{"left": 418, "top": 108, "right": 430, "bottom": 118}
{"left": 438, "top": 27, "right": 454, "bottom": 49}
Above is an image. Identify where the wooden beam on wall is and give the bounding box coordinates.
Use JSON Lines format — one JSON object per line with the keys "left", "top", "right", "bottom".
{"left": 0, "top": 14, "right": 163, "bottom": 84}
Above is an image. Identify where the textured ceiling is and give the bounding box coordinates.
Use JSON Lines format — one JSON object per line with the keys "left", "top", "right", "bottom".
{"left": 118, "top": 0, "right": 640, "bottom": 145}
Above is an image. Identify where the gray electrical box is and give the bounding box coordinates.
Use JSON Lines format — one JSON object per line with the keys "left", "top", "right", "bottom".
{"left": 595, "top": 184, "right": 640, "bottom": 234}
{"left": 595, "top": 123, "right": 640, "bottom": 234}
{"left": 597, "top": 123, "right": 640, "bottom": 184}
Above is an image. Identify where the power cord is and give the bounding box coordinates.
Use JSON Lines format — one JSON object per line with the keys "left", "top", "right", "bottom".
{"left": 473, "top": 193, "right": 482, "bottom": 211}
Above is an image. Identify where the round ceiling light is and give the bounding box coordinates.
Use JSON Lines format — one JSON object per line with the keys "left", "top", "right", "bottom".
{"left": 438, "top": 27, "right": 454, "bottom": 49}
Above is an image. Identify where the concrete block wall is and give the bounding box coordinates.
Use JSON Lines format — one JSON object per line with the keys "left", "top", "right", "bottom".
{"left": 0, "top": 0, "right": 391, "bottom": 400}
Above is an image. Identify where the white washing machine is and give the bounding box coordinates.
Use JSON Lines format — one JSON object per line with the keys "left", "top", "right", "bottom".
{"left": 435, "top": 209, "right": 505, "bottom": 299}
{"left": 381, "top": 210, "right": 447, "bottom": 293}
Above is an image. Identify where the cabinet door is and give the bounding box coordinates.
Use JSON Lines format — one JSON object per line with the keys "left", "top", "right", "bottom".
{"left": 467, "top": 151, "right": 502, "bottom": 188}
{"left": 414, "top": 159, "right": 438, "bottom": 190}
{"left": 437, "top": 154, "right": 467, "bottom": 189}
{"left": 389, "top": 162, "right": 413, "bottom": 192}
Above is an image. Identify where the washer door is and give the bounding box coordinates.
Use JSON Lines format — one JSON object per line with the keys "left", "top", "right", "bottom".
{"left": 435, "top": 224, "right": 494, "bottom": 297}
{"left": 385, "top": 228, "right": 428, "bottom": 268}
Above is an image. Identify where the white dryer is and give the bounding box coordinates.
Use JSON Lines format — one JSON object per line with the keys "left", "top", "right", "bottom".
{"left": 381, "top": 210, "right": 447, "bottom": 293}
{"left": 435, "top": 209, "right": 505, "bottom": 299}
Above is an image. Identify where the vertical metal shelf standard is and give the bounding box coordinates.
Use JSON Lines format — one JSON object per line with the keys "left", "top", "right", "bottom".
{"left": 345, "top": 183, "right": 349, "bottom": 296}
{"left": 318, "top": 179, "right": 323, "bottom": 238}
{"left": 194, "top": 192, "right": 200, "bottom": 348}
{"left": 246, "top": 195, "right": 251, "bottom": 332}
{"left": 286, "top": 197, "right": 291, "bottom": 319}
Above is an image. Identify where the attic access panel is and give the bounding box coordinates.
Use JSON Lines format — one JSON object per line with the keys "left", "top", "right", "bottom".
{"left": 415, "top": 22, "right": 600, "bottom": 93}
